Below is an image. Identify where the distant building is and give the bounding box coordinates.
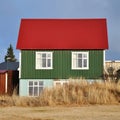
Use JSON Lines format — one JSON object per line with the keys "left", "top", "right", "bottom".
{"left": 0, "top": 62, "right": 19, "bottom": 95}
{"left": 104, "top": 61, "right": 120, "bottom": 81}
{"left": 105, "top": 61, "right": 120, "bottom": 71}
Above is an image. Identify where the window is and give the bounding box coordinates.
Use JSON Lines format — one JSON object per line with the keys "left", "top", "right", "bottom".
{"left": 72, "top": 52, "right": 89, "bottom": 69}
{"left": 28, "top": 81, "right": 43, "bottom": 96}
{"left": 36, "top": 52, "right": 53, "bottom": 69}
{"left": 54, "top": 81, "right": 69, "bottom": 87}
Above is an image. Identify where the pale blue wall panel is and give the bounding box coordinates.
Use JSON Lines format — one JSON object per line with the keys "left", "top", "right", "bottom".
{"left": 19, "top": 79, "right": 28, "bottom": 96}
{"left": 19, "top": 79, "right": 54, "bottom": 96}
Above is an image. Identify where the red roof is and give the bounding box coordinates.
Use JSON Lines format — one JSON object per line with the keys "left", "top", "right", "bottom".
{"left": 16, "top": 19, "right": 108, "bottom": 50}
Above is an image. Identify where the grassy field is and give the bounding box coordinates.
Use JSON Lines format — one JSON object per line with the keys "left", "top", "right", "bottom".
{"left": 0, "top": 105, "right": 120, "bottom": 120}
{"left": 0, "top": 80, "right": 120, "bottom": 120}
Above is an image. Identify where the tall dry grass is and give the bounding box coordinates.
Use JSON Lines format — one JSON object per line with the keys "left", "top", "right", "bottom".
{"left": 0, "top": 80, "right": 120, "bottom": 107}
{"left": 40, "top": 80, "right": 120, "bottom": 106}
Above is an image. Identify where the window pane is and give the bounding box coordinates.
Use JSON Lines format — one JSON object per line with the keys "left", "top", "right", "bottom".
{"left": 73, "top": 59, "right": 77, "bottom": 68}
{"left": 39, "top": 81, "right": 43, "bottom": 86}
{"left": 42, "top": 53, "right": 46, "bottom": 58}
{"left": 73, "top": 53, "right": 77, "bottom": 59}
{"left": 36, "top": 53, "right": 42, "bottom": 69}
{"left": 56, "top": 83, "right": 61, "bottom": 87}
{"left": 78, "top": 59, "right": 82, "bottom": 67}
{"left": 34, "top": 81, "right": 38, "bottom": 86}
{"left": 83, "top": 54, "right": 87, "bottom": 58}
{"left": 63, "top": 83, "right": 68, "bottom": 87}
{"left": 47, "top": 59, "right": 51, "bottom": 67}
{"left": 78, "top": 54, "right": 82, "bottom": 58}
{"left": 47, "top": 53, "right": 51, "bottom": 58}
{"left": 84, "top": 59, "right": 87, "bottom": 67}
{"left": 29, "top": 87, "right": 33, "bottom": 96}
{"left": 36, "top": 53, "right": 41, "bottom": 59}
{"left": 42, "top": 59, "right": 46, "bottom": 67}
{"left": 39, "top": 59, "right": 42, "bottom": 68}
{"left": 34, "top": 87, "right": 38, "bottom": 96}
{"left": 29, "top": 81, "right": 33, "bottom": 86}
{"left": 39, "top": 87, "right": 43, "bottom": 95}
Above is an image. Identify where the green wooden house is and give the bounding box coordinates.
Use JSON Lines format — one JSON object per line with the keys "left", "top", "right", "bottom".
{"left": 16, "top": 19, "right": 108, "bottom": 96}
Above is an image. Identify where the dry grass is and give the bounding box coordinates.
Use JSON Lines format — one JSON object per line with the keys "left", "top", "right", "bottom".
{"left": 0, "top": 105, "right": 120, "bottom": 120}
{"left": 0, "top": 80, "right": 120, "bottom": 107}
{"left": 40, "top": 80, "right": 120, "bottom": 106}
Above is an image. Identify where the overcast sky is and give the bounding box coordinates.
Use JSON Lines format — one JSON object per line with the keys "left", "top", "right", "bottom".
{"left": 0, "top": 0, "right": 120, "bottom": 62}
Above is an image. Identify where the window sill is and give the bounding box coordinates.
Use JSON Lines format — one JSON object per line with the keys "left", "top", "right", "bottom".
{"left": 36, "top": 68, "right": 53, "bottom": 70}
{"left": 71, "top": 68, "right": 89, "bottom": 70}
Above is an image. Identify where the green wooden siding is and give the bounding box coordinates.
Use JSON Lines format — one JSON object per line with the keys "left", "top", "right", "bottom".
{"left": 21, "top": 50, "right": 103, "bottom": 79}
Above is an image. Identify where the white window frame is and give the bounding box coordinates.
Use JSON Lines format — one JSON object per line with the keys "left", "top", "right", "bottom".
{"left": 28, "top": 81, "right": 44, "bottom": 96}
{"left": 36, "top": 52, "right": 53, "bottom": 70}
{"left": 71, "top": 51, "right": 89, "bottom": 70}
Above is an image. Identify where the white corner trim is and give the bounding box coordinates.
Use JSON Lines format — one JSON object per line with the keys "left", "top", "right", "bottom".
{"left": 5, "top": 72, "right": 8, "bottom": 93}
{"left": 103, "top": 50, "right": 106, "bottom": 66}
{"left": 19, "top": 51, "right": 21, "bottom": 78}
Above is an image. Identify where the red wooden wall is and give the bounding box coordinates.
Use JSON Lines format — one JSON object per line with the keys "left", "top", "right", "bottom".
{"left": 0, "top": 73, "right": 6, "bottom": 94}
{"left": 0, "top": 71, "right": 19, "bottom": 95}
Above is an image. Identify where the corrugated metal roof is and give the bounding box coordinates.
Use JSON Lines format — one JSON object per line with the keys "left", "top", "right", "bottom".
{"left": 0, "top": 70, "right": 7, "bottom": 73}
{"left": 16, "top": 18, "right": 108, "bottom": 50}
{"left": 0, "top": 62, "right": 19, "bottom": 70}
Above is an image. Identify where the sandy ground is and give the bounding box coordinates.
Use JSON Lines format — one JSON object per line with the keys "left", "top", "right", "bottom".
{"left": 0, "top": 105, "right": 120, "bottom": 120}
